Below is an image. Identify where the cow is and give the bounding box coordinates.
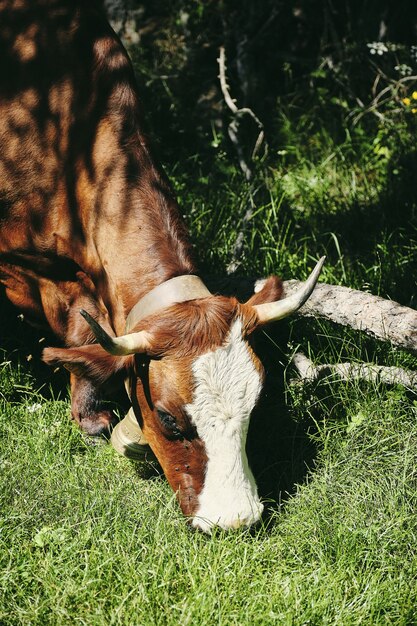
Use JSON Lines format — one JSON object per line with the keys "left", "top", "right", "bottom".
{"left": 0, "top": 0, "right": 324, "bottom": 532}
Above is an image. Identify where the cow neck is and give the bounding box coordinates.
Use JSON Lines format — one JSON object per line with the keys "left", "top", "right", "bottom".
{"left": 125, "top": 275, "right": 211, "bottom": 332}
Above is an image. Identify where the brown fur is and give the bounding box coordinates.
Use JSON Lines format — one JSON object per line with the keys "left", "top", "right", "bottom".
{"left": 131, "top": 297, "right": 258, "bottom": 358}
{"left": 245, "top": 276, "right": 283, "bottom": 307}
{"left": 0, "top": 0, "right": 197, "bottom": 434}
{"left": 0, "top": 0, "right": 194, "bottom": 337}
{"left": 129, "top": 354, "right": 207, "bottom": 516}
{"left": 43, "top": 344, "right": 134, "bottom": 383}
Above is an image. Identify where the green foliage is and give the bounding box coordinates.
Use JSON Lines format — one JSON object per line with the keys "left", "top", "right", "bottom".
{"left": 122, "top": 0, "right": 417, "bottom": 306}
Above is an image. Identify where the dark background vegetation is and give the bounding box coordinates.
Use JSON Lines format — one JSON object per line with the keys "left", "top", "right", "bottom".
{"left": 107, "top": 0, "right": 417, "bottom": 300}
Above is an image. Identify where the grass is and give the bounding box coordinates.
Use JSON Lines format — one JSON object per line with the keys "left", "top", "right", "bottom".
{"left": 1, "top": 364, "right": 417, "bottom": 625}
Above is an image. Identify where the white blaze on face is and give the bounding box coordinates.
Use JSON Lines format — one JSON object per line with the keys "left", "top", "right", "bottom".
{"left": 186, "top": 319, "right": 264, "bottom": 532}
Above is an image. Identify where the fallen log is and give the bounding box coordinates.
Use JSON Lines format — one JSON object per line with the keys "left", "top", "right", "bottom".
{"left": 283, "top": 281, "right": 417, "bottom": 355}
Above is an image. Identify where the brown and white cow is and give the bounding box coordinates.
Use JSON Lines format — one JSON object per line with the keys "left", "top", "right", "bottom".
{"left": 0, "top": 0, "right": 323, "bottom": 531}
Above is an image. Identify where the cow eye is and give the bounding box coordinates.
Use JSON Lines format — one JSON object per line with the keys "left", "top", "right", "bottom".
{"left": 156, "top": 409, "right": 182, "bottom": 437}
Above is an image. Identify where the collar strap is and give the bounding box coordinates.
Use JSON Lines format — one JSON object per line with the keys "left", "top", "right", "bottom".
{"left": 125, "top": 275, "right": 211, "bottom": 332}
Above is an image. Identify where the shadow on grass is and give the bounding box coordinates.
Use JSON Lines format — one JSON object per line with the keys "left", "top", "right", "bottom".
{"left": 247, "top": 323, "right": 319, "bottom": 521}
{"left": 0, "top": 291, "right": 69, "bottom": 402}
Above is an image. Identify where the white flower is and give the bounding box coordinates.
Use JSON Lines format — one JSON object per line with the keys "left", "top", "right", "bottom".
{"left": 367, "top": 42, "right": 388, "bottom": 56}
{"left": 27, "top": 403, "right": 42, "bottom": 413}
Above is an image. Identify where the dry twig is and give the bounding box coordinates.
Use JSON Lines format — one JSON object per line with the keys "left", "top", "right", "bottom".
{"left": 218, "top": 46, "right": 266, "bottom": 176}
{"left": 282, "top": 280, "right": 417, "bottom": 354}
{"left": 218, "top": 46, "right": 267, "bottom": 274}
{"left": 291, "top": 351, "right": 417, "bottom": 389}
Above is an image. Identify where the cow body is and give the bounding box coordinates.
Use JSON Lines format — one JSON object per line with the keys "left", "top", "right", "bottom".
{"left": 0, "top": 0, "right": 194, "bottom": 432}
{"left": 0, "top": 0, "right": 323, "bottom": 531}
{"left": 0, "top": 0, "right": 192, "bottom": 334}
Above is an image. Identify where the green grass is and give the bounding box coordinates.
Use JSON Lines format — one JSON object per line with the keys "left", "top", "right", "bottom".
{"left": 2, "top": 121, "right": 417, "bottom": 624}
{"left": 1, "top": 343, "right": 417, "bottom": 624}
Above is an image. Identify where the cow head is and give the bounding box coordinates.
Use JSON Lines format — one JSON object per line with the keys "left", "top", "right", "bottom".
{"left": 43, "top": 258, "right": 324, "bottom": 532}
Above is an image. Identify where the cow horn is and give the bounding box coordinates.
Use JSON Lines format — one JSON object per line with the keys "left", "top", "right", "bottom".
{"left": 80, "top": 310, "right": 152, "bottom": 356}
{"left": 253, "top": 256, "right": 325, "bottom": 324}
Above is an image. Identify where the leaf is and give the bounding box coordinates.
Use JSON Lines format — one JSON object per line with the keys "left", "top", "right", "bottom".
{"left": 32, "top": 526, "right": 67, "bottom": 548}
{"left": 346, "top": 411, "right": 366, "bottom": 434}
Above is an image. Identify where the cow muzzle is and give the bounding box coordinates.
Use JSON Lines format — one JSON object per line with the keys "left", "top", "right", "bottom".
{"left": 191, "top": 498, "right": 264, "bottom": 533}
{"left": 190, "top": 469, "right": 264, "bottom": 533}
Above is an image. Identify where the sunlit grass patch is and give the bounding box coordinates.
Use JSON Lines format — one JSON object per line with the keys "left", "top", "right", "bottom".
{"left": 1, "top": 330, "right": 417, "bottom": 624}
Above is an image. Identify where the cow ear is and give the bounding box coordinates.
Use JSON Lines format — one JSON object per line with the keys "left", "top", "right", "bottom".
{"left": 245, "top": 276, "right": 283, "bottom": 306}
{"left": 43, "top": 344, "right": 134, "bottom": 383}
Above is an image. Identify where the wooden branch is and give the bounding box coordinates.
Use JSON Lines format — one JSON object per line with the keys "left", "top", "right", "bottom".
{"left": 218, "top": 46, "right": 261, "bottom": 181}
{"left": 291, "top": 351, "right": 417, "bottom": 388}
{"left": 218, "top": 47, "right": 266, "bottom": 176}
{"left": 218, "top": 46, "right": 267, "bottom": 273}
{"left": 283, "top": 280, "right": 417, "bottom": 354}
{"left": 218, "top": 46, "right": 239, "bottom": 114}
{"left": 203, "top": 275, "right": 417, "bottom": 354}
